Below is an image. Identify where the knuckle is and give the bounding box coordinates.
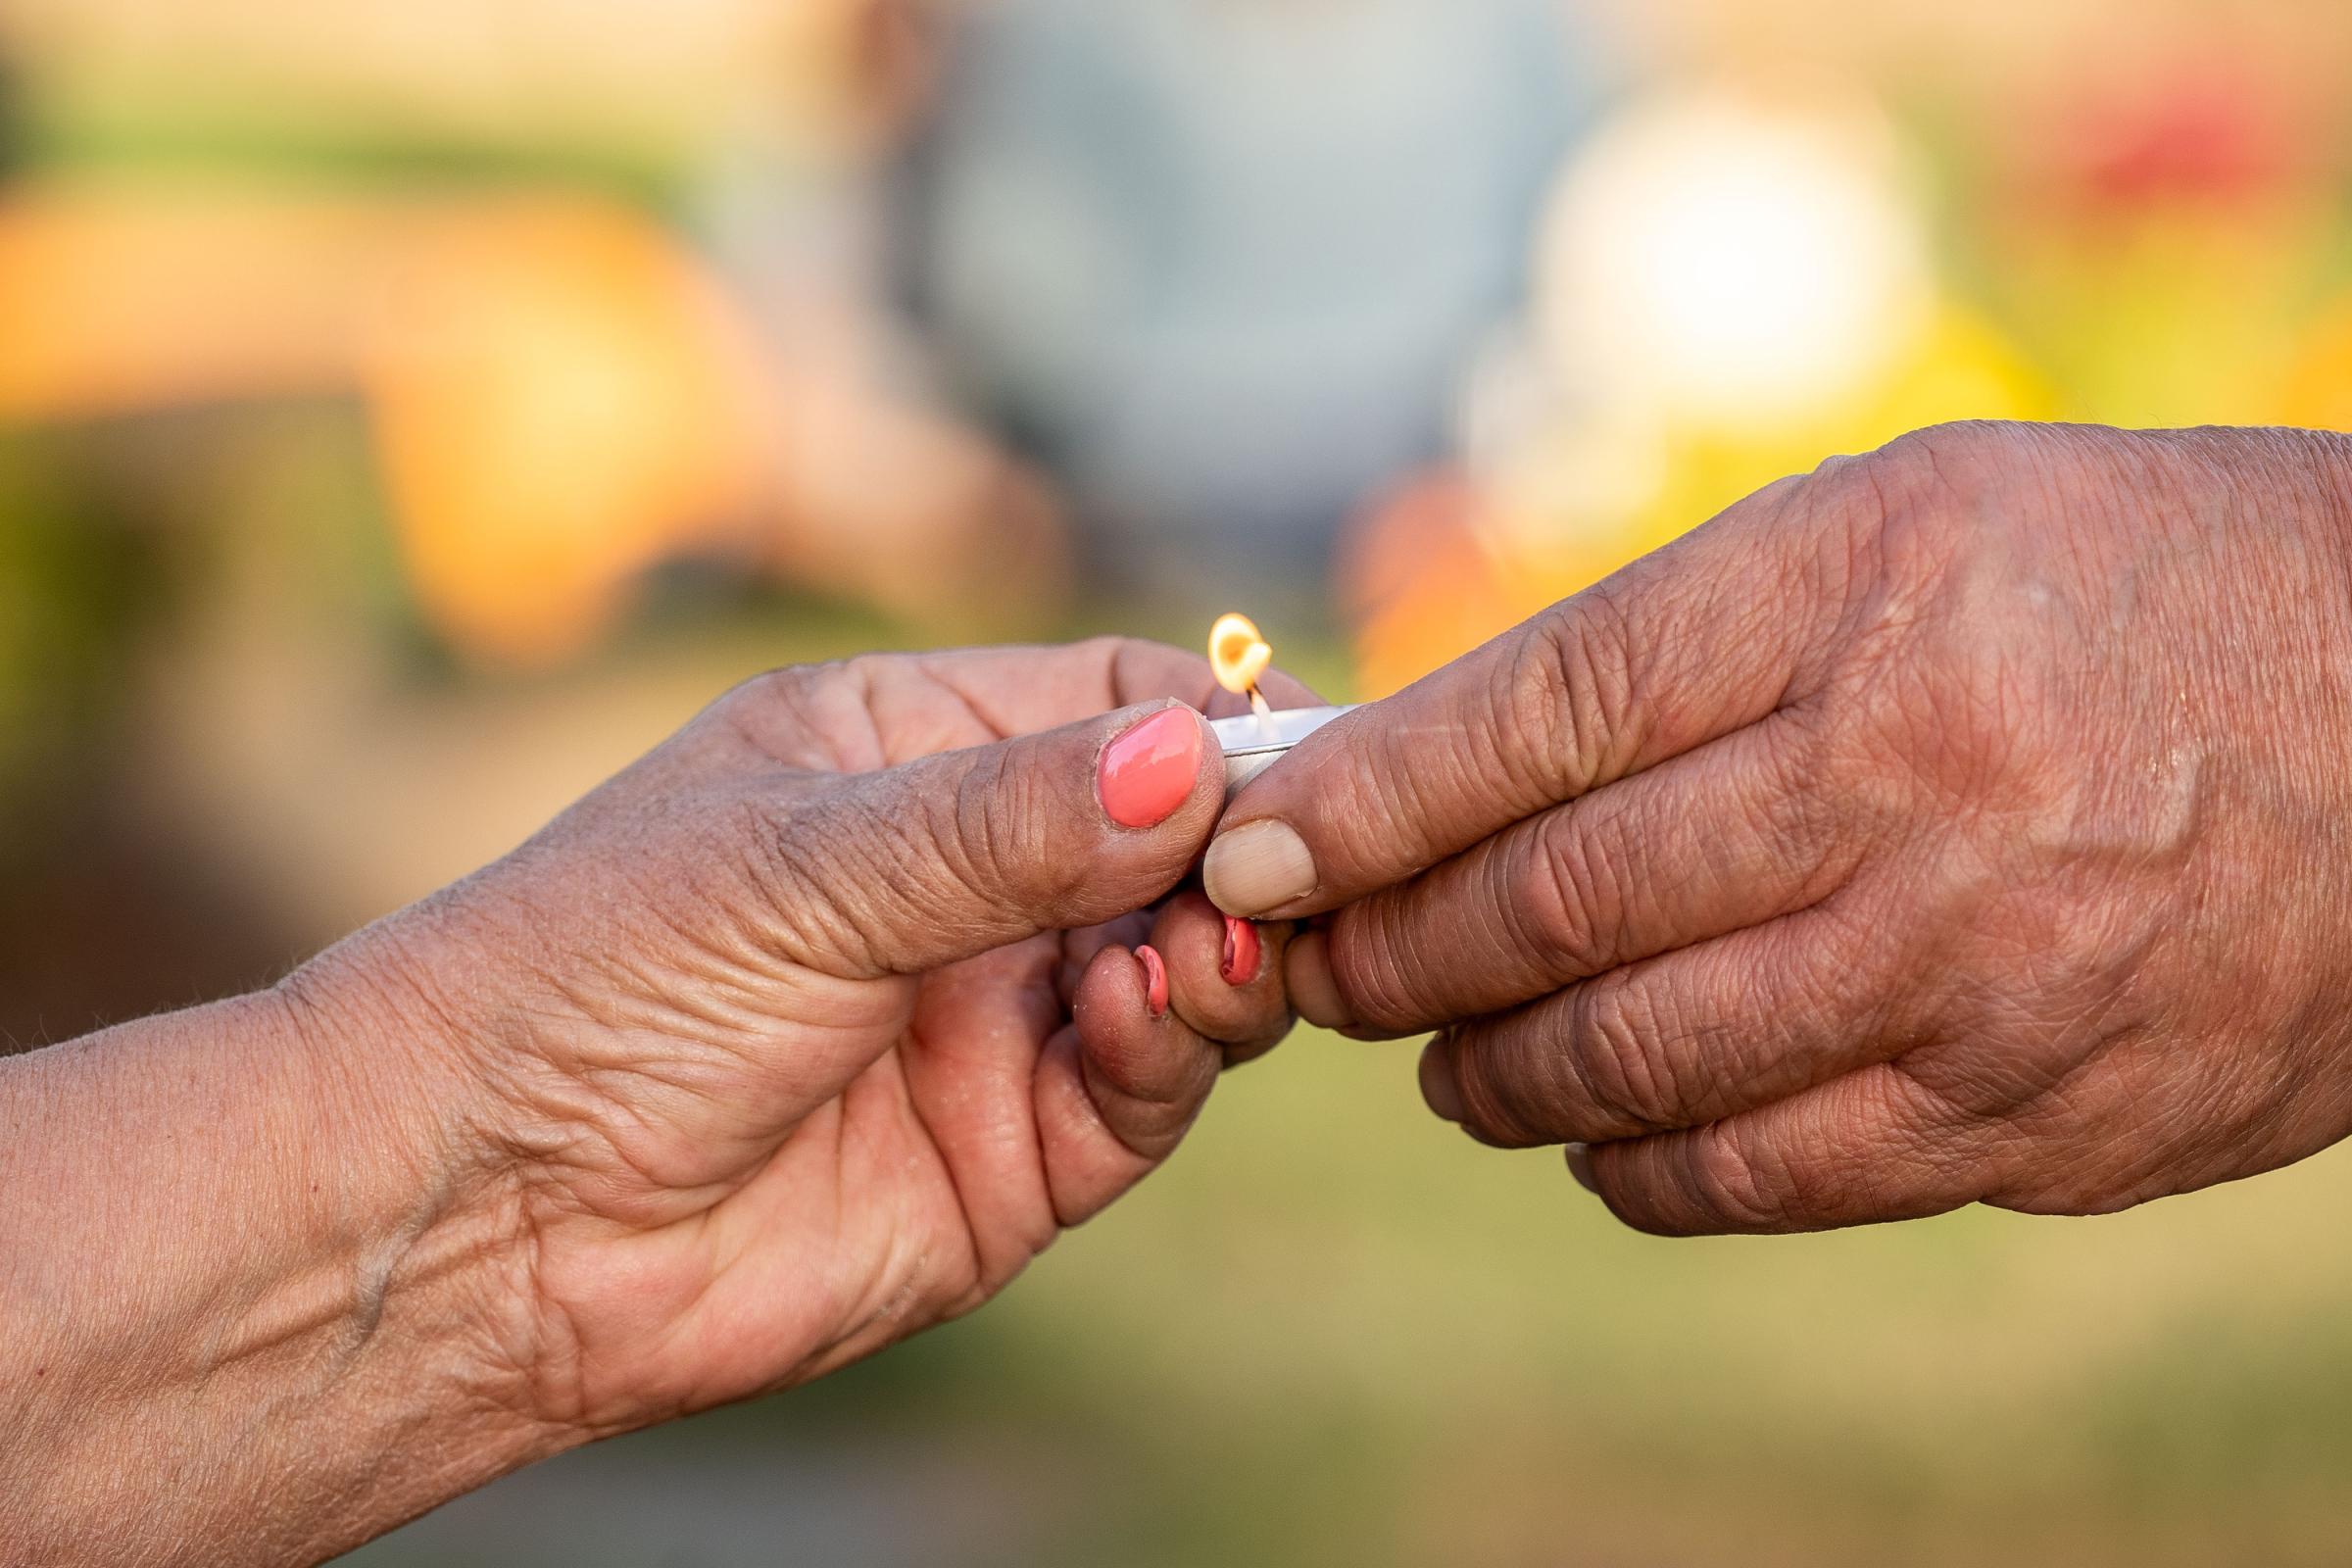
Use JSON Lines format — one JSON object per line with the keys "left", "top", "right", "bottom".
{"left": 1510, "top": 815, "right": 1621, "bottom": 978}
{"left": 1097, "top": 634, "right": 1194, "bottom": 697}
{"left": 714, "top": 662, "right": 826, "bottom": 729}
{"left": 1319, "top": 737, "right": 1453, "bottom": 884}
{"left": 707, "top": 662, "right": 865, "bottom": 770}
{"left": 1498, "top": 589, "right": 1642, "bottom": 800}
{"left": 1324, "top": 903, "right": 1424, "bottom": 1030}
{"left": 1865, "top": 421, "right": 2022, "bottom": 509}
{"left": 952, "top": 746, "right": 1074, "bottom": 911}
{"left": 1874, "top": 419, "right": 1985, "bottom": 471}
{"left": 1084, "top": 1022, "right": 1203, "bottom": 1117}
{"left": 728, "top": 664, "right": 809, "bottom": 709}
{"left": 1076, "top": 633, "right": 1137, "bottom": 667}
{"left": 1563, "top": 977, "right": 1686, "bottom": 1136}
{"left": 839, "top": 651, "right": 900, "bottom": 690}
{"left": 1450, "top": 1043, "right": 1551, "bottom": 1147}
{"left": 748, "top": 792, "right": 896, "bottom": 972}
{"left": 1831, "top": 424, "right": 2002, "bottom": 590}
{"left": 1678, "top": 1126, "right": 1789, "bottom": 1232}
{"left": 1775, "top": 696, "right": 1899, "bottom": 864}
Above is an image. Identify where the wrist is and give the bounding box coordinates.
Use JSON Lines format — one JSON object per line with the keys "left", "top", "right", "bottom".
{"left": 279, "top": 875, "right": 690, "bottom": 1449}
{"left": 0, "top": 959, "right": 565, "bottom": 1565}
{"left": 270, "top": 909, "right": 578, "bottom": 1429}
{"left": 265, "top": 959, "right": 576, "bottom": 1554}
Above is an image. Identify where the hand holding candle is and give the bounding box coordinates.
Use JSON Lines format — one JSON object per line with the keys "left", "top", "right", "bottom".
{"left": 0, "top": 635, "right": 1309, "bottom": 1564}
{"left": 1067, "top": 613, "right": 1338, "bottom": 1093}
{"left": 1200, "top": 422, "right": 2352, "bottom": 1238}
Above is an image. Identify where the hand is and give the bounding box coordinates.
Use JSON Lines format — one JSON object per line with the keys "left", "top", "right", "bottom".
{"left": 301, "top": 640, "right": 1300, "bottom": 1438}
{"left": 1206, "top": 422, "right": 2352, "bottom": 1235}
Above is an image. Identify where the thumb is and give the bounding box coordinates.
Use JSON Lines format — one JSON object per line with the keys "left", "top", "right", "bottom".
{"left": 774, "top": 703, "right": 1222, "bottom": 977}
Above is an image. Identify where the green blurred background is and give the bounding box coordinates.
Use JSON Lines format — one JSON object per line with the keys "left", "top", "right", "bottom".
{"left": 6, "top": 0, "right": 2352, "bottom": 1561}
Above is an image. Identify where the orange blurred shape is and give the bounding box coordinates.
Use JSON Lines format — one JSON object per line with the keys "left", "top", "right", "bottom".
{"left": 2277, "top": 297, "right": 2352, "bottom": 432}
{"left": 0, "top": 184, "right": 771, "bottom": 666}
{"left": 362, "top": 200, "right": 768, "bottom": 665}
{"left": 1338, "top": 473, "right": 1527, "bottom": 702}
{"left": 0, "top": 186, "right": 386, "bottom": 415}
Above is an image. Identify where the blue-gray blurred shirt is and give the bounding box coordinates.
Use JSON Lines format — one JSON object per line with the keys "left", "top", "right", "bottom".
{"left": 904, "top": 0, "right": 1601, "bottom": 613}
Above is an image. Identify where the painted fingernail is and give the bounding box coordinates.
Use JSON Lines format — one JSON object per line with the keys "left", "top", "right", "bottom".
{"left": 1137, "top": 945, "right": 1170, "bottom": 1018}
{"left": 1564, "top": 1144, "right": 1598, "bottom": 1195}
{"left": 1099, "top": 709, "right": 1202, "bottom": 829}
{"left": 1203, "top": 820, "right": 1316, "bottom": 916}
{"left": 1220, "top": 916, "right": 1262, "bottom": 987}
{"left": 1417, "top": 1037, "right": 1464, "bottom": 1124}
{"left": 1284, "top": 929, "right": 1353, "bottom": 1030}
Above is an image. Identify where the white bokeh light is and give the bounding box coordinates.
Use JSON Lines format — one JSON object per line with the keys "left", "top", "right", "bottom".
{"left": 1534, "top": 92, "right": 1934, "bottom": 425}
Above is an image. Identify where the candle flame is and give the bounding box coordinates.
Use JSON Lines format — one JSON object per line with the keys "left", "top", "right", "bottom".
{"left": 1209, "top": 612, "right": 1275, "bottom": 718}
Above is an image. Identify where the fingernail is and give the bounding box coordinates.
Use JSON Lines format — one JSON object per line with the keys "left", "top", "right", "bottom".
{"left": 1137, "top": 945, "right": 1170, "bottom": 1017}
{"left": 1099, "top": 708, "right": 1202, "bottom": 829}
{"left": 1284, "top": 929, "right": 1353, "bottom": 1030}
{"left": 1418, "top": 1037, "right": 1464, "bottom": 1124}
{"left": 1220, "top": 916, "right": 1262, "bottom": 987}
{"left": 1564, "top": 1143, "right": 1598, "bottom": 1195}
{"left": 1203, "top": 820, "right": 1316, "bottom": 916}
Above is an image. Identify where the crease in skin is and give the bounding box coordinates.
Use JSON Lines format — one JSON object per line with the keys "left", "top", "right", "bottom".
{"left": 186, "top": 1174, "right": 502, "bottom": 1481}
{"left": 154, "top": 1004, "right": 485, "bottom": 1419}
{"left": 890, "top": 1013, "right": 1008, "bottom": 1312}
{"left": 1272, "top": 714, "right": 1508, "bottom": 866}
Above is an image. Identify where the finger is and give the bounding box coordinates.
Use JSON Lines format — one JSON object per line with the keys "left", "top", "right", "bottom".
{"left": 1300, "top": 714, "right": 1856, "bottom": 1035}
{"left": 1056, "top": 910, "right": 1155, "bottom": 1006}
{"left": 1580, "top": 1062, "right": 1985, "bottom": 1236}
{"left": 918, "top": 637, "right": 1320, "bottom": 734}
{"left": 1036, "top": 944, "right": 1225, "bottom": 1224}
{"left": 1427, "top": 896, "right": 1920, "bottom": 1147}
{"left": 1204, "top": 466, "right": 1873, "bottom": 918}
{"left": 773, "top": 701, "right": 1224, "bottom": 977}
{"left": 723, "top": 638, "right": 1319, "bottom": 768}
{"left": 1143, "top": 892, "right": 1297, "bottom": 1066}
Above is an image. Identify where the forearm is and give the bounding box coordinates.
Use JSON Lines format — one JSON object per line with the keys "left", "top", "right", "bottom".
{"left": 0, "top": 945, "right": 556, "bottom": 1566}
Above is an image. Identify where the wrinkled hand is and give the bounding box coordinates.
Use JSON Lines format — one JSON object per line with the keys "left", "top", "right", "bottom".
{"left": 1208, "top": 422, "right": 2352, "bottom": 1235}
{"left": 302, "top": 640, "right": 1298, "bottom": 1440}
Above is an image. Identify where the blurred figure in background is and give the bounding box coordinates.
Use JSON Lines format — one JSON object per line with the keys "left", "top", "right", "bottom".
{"left": 0, "top": 0, "right": 1607, "bottom": 668}
{"left": 902, "top": 0, "right": 1597, "bottom": 622}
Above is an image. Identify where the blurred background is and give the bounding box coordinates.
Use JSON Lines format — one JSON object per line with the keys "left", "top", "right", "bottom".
{"left": 5, "top": 0, "right": 2352, "bottom": 1561}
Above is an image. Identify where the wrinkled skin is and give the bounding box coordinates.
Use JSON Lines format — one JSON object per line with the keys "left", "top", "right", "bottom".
{"left": 1212, "top": 421, "right": 2352, "bottom": 1235}
{"left": 316, "top": 639, "right": 1300, "bottom": 1437}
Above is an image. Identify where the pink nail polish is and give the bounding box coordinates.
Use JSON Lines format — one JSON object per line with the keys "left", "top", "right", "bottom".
{"left": 1220, "top": 916, "right": 1261, "bottom": 986}
{"left": 1098, "top": 709, "right": 1202, "bottom": 829}
{"left": 1137, "top": 946, "right": 1170, "bottom": 1017}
